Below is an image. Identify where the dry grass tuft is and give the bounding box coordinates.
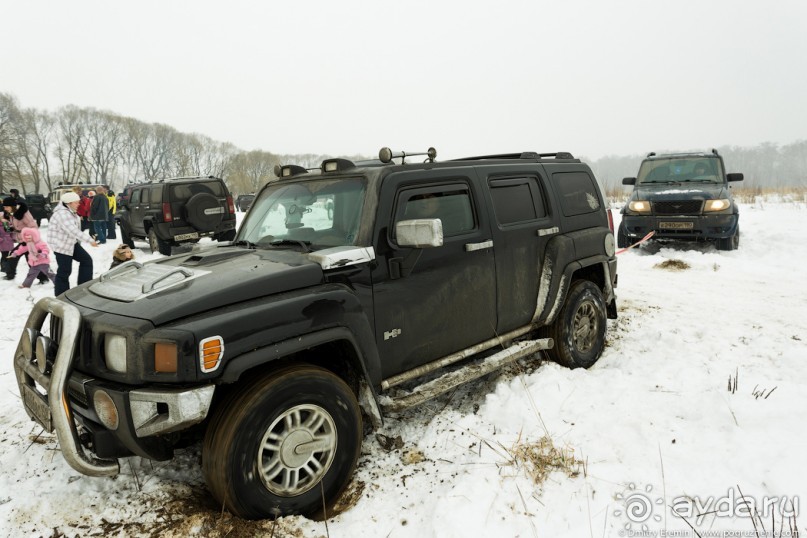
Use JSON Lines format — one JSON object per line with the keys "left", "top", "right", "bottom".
{"left": 507, "top": 436, "right": 583, "bottom": 485}
{"left": 654, "top": 259, "right": 690, "bottom": 271}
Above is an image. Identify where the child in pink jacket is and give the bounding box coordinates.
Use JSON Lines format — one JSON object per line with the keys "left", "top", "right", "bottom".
{"left": 9, "top": 227, "right": 56, "bottom": 288}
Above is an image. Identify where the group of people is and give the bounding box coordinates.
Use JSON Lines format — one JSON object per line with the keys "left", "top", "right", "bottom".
{"left": 74, "top": 185, "right": 117, "bottom": 243}
{"left": 2, "top": 189, "right": 134, "bottom": 296}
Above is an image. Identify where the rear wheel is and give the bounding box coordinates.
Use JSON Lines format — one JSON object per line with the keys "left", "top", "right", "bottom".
{"left": 148, "top": 228, "right": 172, "bottom": 256}
{"left": 540, "top": 280, "right": 607, "bottom": 369}
{"left": 202, "top": 364, "right": 362, "bottom": 520}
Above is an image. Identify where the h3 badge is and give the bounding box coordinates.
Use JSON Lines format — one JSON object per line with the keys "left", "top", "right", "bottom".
{"left": 384, "top": 328, "right": 402, "bottom": 341}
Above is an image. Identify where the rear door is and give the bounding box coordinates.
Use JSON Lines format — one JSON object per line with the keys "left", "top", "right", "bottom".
{"left": 371, "top": 168, "right": 497, "bottom": 379}
{"left": 476, "top": 165, "right": 559, "bottom": 333}
{"left": 128, "top": 187, "right": 147, "bottom": 236}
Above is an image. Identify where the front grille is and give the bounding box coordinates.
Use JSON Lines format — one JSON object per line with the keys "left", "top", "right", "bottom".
{"left": 654, "top": 200, "right": 702, "bottom": 215}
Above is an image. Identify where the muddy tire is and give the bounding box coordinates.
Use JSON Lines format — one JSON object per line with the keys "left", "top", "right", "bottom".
{"left": 148, "top": 228, "right": 171, "bottom": 256}
{"left": 540, "top": 280, "right": 607, "bottom": 369}
{"left": 202, "top": 364, "right": 362, "bottom": 519}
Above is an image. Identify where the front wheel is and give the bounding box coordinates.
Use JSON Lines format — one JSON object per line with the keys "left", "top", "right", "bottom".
{"left": 616, "top": 222, "right": 629, "bottom": 248}
{"left": 540, "top": 280, "right": 607, "bottom": 369}
{"left": 716, "top": 226, "right": 739, "bottom": 251}
{"left": 202, "top": 365, "right": 362, "bottom": 520}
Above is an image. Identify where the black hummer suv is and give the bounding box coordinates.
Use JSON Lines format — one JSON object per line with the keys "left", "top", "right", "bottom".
{"left": 26, "top": 194, "right": 53, "bottom": 226}
{"left": 13, "top": 148, "right": 618, "bottom": 520}
{"left": 619, "top": 150, "right": 744, "bottom": 251}
{"left": 116, "top": 176, "right": 236, "bottom": 255}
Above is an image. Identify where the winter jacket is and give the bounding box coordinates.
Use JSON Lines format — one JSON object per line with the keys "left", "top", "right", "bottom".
{"left": 48, "top": 202, "right": 94, "bottom": 256}
{"left": 77, "top": 196, "right": 91, "bottom": 218}
{"left": 90, "top": 193, "right": 110, "bottom": 221}
{"left": 8, "top": 202, "right": 38, "bottom": 242}
{"left": 11, "top": 227, "right": 52, "bottom": 267}
{"left": 0, "top": 220, "right": 14, "bottom": 252}
{"left": 107, "top": 194, "right": 116, "bottom": 215}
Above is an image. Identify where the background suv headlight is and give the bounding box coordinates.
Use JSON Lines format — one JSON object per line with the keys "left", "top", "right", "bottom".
{"left": 703, "top": 199, "right": 731, "bottom": 212}
{"left": 104, "top": 334, "right": 127, "bottom": 373}
{"left": 627, "top": 200, "right": 651, "bottom": 213}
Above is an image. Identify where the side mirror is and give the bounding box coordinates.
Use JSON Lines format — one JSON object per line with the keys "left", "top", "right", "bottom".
{"left": 622, "top": 177, "right": 637, "bottom": 186}
{"left": 396, "top": 219, "right": 443, "bottom": 248}
{"left": 727, "top": 173, "right": 744, "bottom": 182}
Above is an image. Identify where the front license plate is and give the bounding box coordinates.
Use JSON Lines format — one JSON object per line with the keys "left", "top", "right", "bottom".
{"left": 22, "top": 384, "right": 53, "bottom": 432}
{"left": 659, "top": 221, "right": 694, "bottom": 230}
{"left": 174, "top": 232, "right": 199, "bottom": 241}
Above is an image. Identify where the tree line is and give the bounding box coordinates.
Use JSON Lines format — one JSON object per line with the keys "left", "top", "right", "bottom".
{"left": 2, "top": 92, "right": 805, "bottom": 199}
{"left": 0, "top": 93, "right": 340, "bottom": 197}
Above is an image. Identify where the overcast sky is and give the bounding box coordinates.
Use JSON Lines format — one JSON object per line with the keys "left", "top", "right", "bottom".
{"left": 2, "top": 0, "right": 805, "bottom": 161}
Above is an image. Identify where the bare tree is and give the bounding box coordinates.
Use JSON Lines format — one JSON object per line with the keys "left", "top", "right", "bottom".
{"left": 14, "top": 108, "right": 56, "bottom": 194}
{"left": 227, "top": 150, "right": 281, "bottom": 195}
{"left": 85, "top": 109, "right": 126, "bottom": 189}
{"left": 53, "top": 105, "right": 91, "bottom": 184}
{"left": 0, "top": 92, "right": 24, "bottom": 192}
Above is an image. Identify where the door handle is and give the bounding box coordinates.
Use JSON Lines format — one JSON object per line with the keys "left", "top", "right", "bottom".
{"left": 465, "top": 240, "right": 493, "bottom": 252}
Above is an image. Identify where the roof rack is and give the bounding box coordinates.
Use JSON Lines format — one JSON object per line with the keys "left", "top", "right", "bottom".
{"left": 450, "top": 151, "right": 576, "bottom": 162}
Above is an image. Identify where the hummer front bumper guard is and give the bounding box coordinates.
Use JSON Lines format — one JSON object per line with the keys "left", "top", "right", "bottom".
{"left": 13, "top": 297, "right": 214, "bottom": 477}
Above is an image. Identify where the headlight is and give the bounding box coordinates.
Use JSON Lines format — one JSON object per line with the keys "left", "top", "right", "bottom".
{"left": 628, "top": 200, "right": 651, "bottom": 213}
{"left": 104, "top": 335, "right": 127, "bottom": 373}
{"left": 704, "top": 199, "right": 731, "bottom": 212}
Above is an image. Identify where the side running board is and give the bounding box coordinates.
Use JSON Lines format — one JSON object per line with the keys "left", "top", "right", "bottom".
{"left": 381, "top": 338, "right": 552, "bottom": 413}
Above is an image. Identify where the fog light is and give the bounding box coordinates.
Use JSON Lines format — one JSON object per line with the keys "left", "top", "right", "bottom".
{"left": 93, "top": 390, "right": 119, "bottom": 430}
{"left": 22, "top": 328, "right": 39, "bottom": 361}
{"left": 105, "top": 335, "right": 127, "bottom": 373}
{"left": 35, "top": 335, "right": 54, "bottom": 374}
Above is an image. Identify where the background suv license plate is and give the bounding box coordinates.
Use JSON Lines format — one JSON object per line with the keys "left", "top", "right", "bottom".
{"left": 659, "top": 222, "right": 694, "bottom": 230}
{"left": 174, "top": 232, "right": 199, "bottom": 241}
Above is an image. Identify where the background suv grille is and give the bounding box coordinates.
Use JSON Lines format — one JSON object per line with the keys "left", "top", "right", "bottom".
{"left": 654, "top": 200, "right": 702, "bottom": 215}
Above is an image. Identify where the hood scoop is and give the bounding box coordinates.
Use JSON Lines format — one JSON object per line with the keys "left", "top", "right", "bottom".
{"left": 90, "top": 261, "right": 210, "bottom": 302}
{"left": 182, "top": 249, "right": 253, "bottom": 266}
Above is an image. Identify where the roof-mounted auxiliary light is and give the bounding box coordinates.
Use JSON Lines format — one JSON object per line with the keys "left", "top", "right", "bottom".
{"left": 378, "top": 147, "right": 437, "bottom": 164}
{"left": 273, "top": 164, "right": 308, "bottom": 178}
{"left": 321, "top": 158, "right": 356, "bottom": 173}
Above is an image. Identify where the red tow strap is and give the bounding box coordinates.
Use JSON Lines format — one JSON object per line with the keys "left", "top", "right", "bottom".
{"left": 616, "top": 231, "right": 655, "bottom": 255}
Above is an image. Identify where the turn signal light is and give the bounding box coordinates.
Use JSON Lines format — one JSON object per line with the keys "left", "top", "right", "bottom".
{"left": 199, "top": 336, "right": 224, "bottom": 373}
{"left": 155, "top": 342, "right": 178, "bottom": 373}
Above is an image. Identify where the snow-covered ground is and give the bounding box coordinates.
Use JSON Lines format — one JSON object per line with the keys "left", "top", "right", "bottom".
{"left": 1, "top": 202, "right": 805, "bottom": 537}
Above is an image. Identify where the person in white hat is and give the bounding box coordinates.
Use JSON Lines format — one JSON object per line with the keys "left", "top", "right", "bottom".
{"left": 49, "top": 191, "right": 98, "bottom": 296}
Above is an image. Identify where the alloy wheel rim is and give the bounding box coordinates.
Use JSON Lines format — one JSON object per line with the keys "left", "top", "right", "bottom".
{"left": 257, "top": 404, "right": 337, "bottom": 497}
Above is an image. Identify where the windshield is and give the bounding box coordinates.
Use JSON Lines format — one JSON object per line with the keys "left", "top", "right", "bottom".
{"left": 636, "top": 157, "right": 724, "bottom": 185}
{"left": 238, "top": 177, "right": 367, "bottom": 249}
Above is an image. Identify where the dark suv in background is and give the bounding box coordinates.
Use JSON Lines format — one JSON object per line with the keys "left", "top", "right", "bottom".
{"left": 117, "top": 176, "right": 236, "bottom": 255}
{"left": 619, "top": 150, "right": 744, "bottom": 251}
{"left": 235, "top": 193, "right": 255, "bottom": 212}
{"left": 26, "top": 194, "right": 53, "bottom": 226}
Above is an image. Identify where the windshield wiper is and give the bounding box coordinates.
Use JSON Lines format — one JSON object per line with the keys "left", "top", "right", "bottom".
{"left": 233, "top": 239, "right": 257, "bottom": 249}
{"left": 269, "top": 239, "right": 312, "bottom": 253}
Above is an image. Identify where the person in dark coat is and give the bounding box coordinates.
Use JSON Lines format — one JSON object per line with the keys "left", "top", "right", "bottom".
{"left": 89, "top": 186, "right": 110, "bottom": 244}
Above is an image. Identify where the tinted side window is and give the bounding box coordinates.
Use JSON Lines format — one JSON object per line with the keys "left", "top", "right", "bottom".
{"left": 553, "top": 172, "right": 601, "bottom": 216}
{"left": 149, "top": 185, "right": 163, "bottom": 204}
{"left": 489, "top": 177, "right": 547, "bottom": 225}
{"left": 398, "top": 185, "right": 475, "bottom": 237}
{"left": 130, "top": 189, "right": 141, "bottom": 204}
